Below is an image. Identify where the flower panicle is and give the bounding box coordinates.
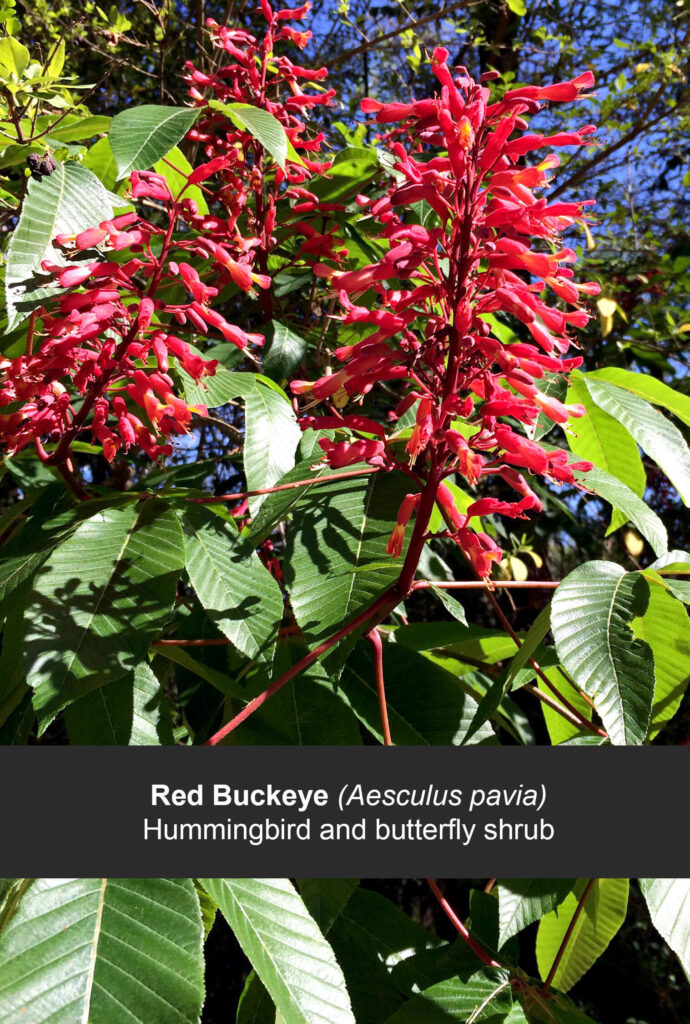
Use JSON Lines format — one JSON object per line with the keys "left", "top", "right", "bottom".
{"left": 291, "top": 54, "right": 598, "bottom": 577}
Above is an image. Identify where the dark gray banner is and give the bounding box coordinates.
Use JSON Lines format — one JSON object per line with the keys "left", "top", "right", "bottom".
{"left": 1, "top": 747, "right": 686, "bottom": 876}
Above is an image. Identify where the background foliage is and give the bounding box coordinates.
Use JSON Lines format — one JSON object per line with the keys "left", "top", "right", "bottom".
{"left": 0, "top": 876, "right": 688, "bottom": 1023}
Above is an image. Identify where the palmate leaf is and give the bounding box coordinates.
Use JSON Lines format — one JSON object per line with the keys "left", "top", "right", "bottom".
{"left": 550, "top": 562, "right": 655, "bottom": 745}
{"left": 565, "top": 373, "right": 645, "bottom": 533}
{"left": 639, "top": 879, "right": 690, "bottom": 975}
{"left": 284, "top": 472, "right": 411, "bottom": 669}
{"left": 22, "top": 500, "right": 185, "bottom": 731}
{"left": 200, "top": 878, "right": 356, "bottom": 1024}
{"left": 109, "top": 104, "right": 201, "bottom": 179}
{"left": 384, "top": 969, "right": 514, "bottom": 1023}
{"left": 4, "top": 162, "right": 117, "bottom": 330}
{"left": 0, "top": 878, "right": 204, "bottom": 1023}
{"left": 586, "top": 378, "right": 690, "bottom": 505}
{"left": 496, "top": 880, "right": 574, "bottom": 949}
{"left": 536, "top": 879, "right": 629, "bottom": 993}
{"left": 183, "top": 504, "right": 283, "bottom": 669}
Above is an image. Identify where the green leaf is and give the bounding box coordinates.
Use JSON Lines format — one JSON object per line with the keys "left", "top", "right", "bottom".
{"left": 200, "top": 878, "right": 355, "bottom": 1024}
{"left": 47, "top": 114, "right": 111, "bottom": 143}
{"left": 297, "top": 879, "right": 358, "bottom": 935}
{"left": 639, "top": 879, "right": 690, "bottom": 975}
{"left": 154, "top": 144, "right": 209, "bottom": 214}
{"left": 536, "top": 879, "right": 629, "bottom": 992}
{"left": 340, "top": 640, "right": 495, "bottom": 744}
{"left": 264, "top": 320, "right": 308, "bottom": 379}
{"left": 236, "top": 972, "right": 276, "bottom": 1024}
{"left": 428, "top": 584, "right": 468, "bottom": 625}
{"left": 284, "top": 472, "right": 408, "bottom": 665}
{"left": 0, "top": 878, "right": 205, "bottom": 1023}
{"left": 5, "top": 162, "right": 117, "bottom": 330}
{"left": 496, "top": 880, "right": 573, "bottom": 948}
{"left": 207, "top": 101, "right": 293, "bottom": 169}
{"left": 184, "top": 370, "right": 300, "bottom": 517}
{"left": 540, "top": 669, "right": 593, "bottom": 746}
{"left": 506, "top": 0, "right": 527, "bottom": 13}
{"left": 225, "top": 637, "right": 362, "bottom": 745}
{"left": 528, "top": 372, "right": 568, "bottom": 442}
{"left": 385, "top": 969, "right": 513, "bottom": 1023}
{"left": 645, "top": 550, "right": 690, "bottom": 604}
{"left": 22, "top": 500, "right": 185, "bottom": 731}
{"left": 586, "top": 378, "right": 690, "bottom": 505}
{"left": 395, "top": 622, "right": 521, "bottom": 662}
{"left": 632, "top": 579, "right": 690, "bottom": 739}
{"left": 585, "top": 368, "right": 690, "bottom": 427}
{"left": 551, "top": 562, "right": 655, "bottom": 745}
{"left": 329, "top": 888, "right": 444, "bottom": 1023}
{"left": 504, "top": 604, "right": 552, "bottom": 688}
{"left": 65, "top": 660, "right": 174, "bottom": 744}
{"left": 243, "top": 381, "right": 301, "bottom": 516}
{"left": 247, "top": 457, "right": 334, "bottom": 546}
{"left": 82, "top": 135, "right": 119, "bottom": 190}
{"left": 309, "top": 146, "right": 380, "bottom": 203}
{"left": 574, "top": 465, "right": 668, "bottom": 555}
{"left": 109, "top": 104, "right": 201, "bottom": 179}
{"left": 566, "top": 373, "right": 645, "bottom": 533}
{"left": 0, "top": 36, "right": 29, "bottom": 76}
{"left": 183, "top": 504, "right": 283, "bottom": 668}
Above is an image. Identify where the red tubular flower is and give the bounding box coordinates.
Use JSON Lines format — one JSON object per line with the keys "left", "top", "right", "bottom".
{"left": 387, "top": 493, "right": 421, "bottom": 557}
{"left": 291, "top": 54, "right": 597, "bottom": 578}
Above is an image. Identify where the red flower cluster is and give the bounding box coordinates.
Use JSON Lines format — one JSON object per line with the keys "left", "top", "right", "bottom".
{"left": 0, "top": 178, "right": 235, "bottom": 464}
{"left": 293, "top": 53, "right": 598, "bottom": 577}
{"left": 183, "top": 2, "right": 341, "bottom": 294}
{"left": 0, "top": 2, "right": 334, "bottom": 468}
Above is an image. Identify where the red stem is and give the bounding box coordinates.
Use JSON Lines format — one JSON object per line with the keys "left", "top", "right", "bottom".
{"left": 187, "top": 466, "right": 381, "bottom": 504}
{"left": 426, "top": 878, "right": 501, "bottom": 969}
{"left": 413, "top": 580, "right": 560, "bottom": 590}
{"left": 367, "top": 627, "right": 392, "bottom": 746}
{"left": 204, "top": 588, "right": 398, "bottom": 745}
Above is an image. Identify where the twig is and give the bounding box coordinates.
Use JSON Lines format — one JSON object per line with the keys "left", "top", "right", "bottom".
{"left": 367, "top": 627, "right": 392, "bottom": 745}
{"left": 187, "top": 465, "right": 381, "bottom": 503}
{"left": 413, "top": 580, "right": 560, "bottom": 590}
